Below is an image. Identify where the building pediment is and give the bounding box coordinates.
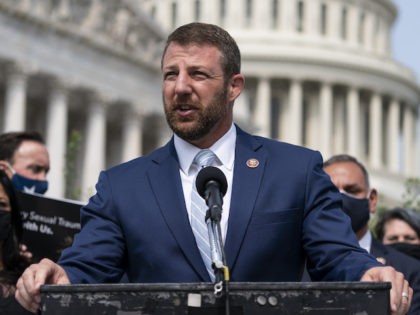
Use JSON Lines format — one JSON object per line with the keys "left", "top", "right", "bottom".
{"left": 0, "top": 0, "right": 166, "bottom": 67}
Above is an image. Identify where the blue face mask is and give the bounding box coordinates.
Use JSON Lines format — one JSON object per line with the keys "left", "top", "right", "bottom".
{"left": 11, "top": 172, "right": 48, "bottom": 194}
{"left": 340, "top": 192, "right": 370, "bottom": 233}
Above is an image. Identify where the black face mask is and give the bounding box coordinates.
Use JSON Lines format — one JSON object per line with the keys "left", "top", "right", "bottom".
{"left": 388, "top": 242, "right": 420, "bottom": 260}
{"left": 0, "top": 210, "right": 11, "bottom": 241}
{"left": 340, "top": 192, "right": 370, "bottom": 233}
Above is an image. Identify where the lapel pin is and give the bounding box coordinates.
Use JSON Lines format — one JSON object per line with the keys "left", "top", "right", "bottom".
{"left": 246, "top": 158, "right": 259, "bottom": 168}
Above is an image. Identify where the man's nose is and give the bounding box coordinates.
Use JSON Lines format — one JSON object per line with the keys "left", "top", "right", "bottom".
{"left": 174, "top": 73, "right": 192, "bottom": 95}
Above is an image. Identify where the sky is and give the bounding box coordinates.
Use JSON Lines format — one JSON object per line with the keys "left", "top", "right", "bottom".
{"left": 391, "top": 0, "right": 420, "bottom": 173}
{"left": 391, "top": 0, "right": 420, "bottom": 81}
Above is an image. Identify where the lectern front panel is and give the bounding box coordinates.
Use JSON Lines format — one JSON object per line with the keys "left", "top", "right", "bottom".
{"left": 40, "top": 282, "right": 390, "bottom": 315}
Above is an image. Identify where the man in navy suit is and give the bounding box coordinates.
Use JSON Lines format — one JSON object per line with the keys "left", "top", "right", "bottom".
{"left": 16, "top": 22, "right": 411, "bottom": 314}
{"left": 323, "top": 154, "right": 420, "bottom": 314}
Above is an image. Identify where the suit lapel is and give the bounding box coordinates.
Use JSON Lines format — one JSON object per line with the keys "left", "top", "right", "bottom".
{"left": 225, "top": 128, "right": 266, "bottom": 271}
{"left": 370, "top": 237, "right": 388, "bottom": 265}
{"left": 147, "top": 141, "right": 210, "bottom": 281}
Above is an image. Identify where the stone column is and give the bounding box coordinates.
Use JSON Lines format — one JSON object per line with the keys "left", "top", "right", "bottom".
{"left": 234, "top": 89, "right": 251, "bottom": 127}
{"left": 156, "top": 114, "right": 172, "bottom": 148}
{"left": 80, "top": 0, "right": 103, "bottom": 32}
{"left": 403, "top": 105, "right": 415, "bottom": 175}
{"left": 327, "top": 0, "right": 340, "bottom": 40}
{"left": 178, "top": 0, "right": 194, "bottom": 24}
{"left": 278, "top": 90, "right": 289, "bottom": 141}
{"left": 376, "top": 19, "right": 386, "bottom": 55}
{"left": 347, "top": 4, "right": 359, "bottom": 46}
{"left": 254, "top": 77, "right": 271, "bottom": 138}
{"left": 333, "top": 94, "right": 346, "bottom": 153}
{"left": 364, "top": 11, "right": 374, "bottom": 52}
{"left": 3, "top": 64, "right": 28, "bottom": 132}
{"left": 280, "top": 0, "right": 295, "bottom": 33}
{"left": 226, "top": 0, "right": 244, "bottom": 29}
{"left": 254, "top": 0, "right": 270, "bottom": 29}
{"left": 387, "top": 98, "right": 400, "bottom": 172}
{"left": 201, "top": 0, "right": 219, "bottom": 24}
{"left": 122, "top": 106, "right": 143, "bottom": 162}
{"left": 288, "top": 79, "right": 303, "bottom": 145}
{"left": 45, "top": 79, "right": 69, "bottom": 199}
{"left": 305, "top": 0, "right": 320, "bottom": 37}
{"left": 369, "top": 92, "right": 383, "bottom": 169}
{"left": 156, "top": 0, "right": 171, "bottom": 31}
{"left": 305, "top": 92, "right": 319, "bottom": 149}
{"left": 320, "top": 82, "right": 333, "bottom": 159}
{"left": 347, "top": 86, "right": 360, "bottom": 157}
{"left": 82, "top": 94, "right": 107, "bottom": 200}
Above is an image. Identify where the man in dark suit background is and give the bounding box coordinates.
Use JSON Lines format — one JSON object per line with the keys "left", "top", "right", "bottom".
{"left": 15, "top": 23, "right": 411, "bottom": 314}
{"left": 323, "top": 154, "right": 420, "bottom": 314}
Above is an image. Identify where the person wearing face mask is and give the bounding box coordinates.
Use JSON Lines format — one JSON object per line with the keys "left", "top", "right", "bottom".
{"left": 0, "top": 131, "right": 50, "bottom": 195}
{"left": 0, "top": 169, "right": 33, "bottom": 314}
{"left": 375, "top": 208, "right": 420, "bottom": 261}
{"left": 323, "top": 154, "right": 420, "bottom": 315}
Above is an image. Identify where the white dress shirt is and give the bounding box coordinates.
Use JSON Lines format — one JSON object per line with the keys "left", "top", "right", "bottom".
{"left": 174, "top": 124, "right": 236, "bottom": 242}
{"left": 359, "top": 230, "right": 372, "bottom": 253}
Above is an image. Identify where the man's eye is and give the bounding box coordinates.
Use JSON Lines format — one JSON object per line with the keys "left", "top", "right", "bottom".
{"left": 30, "top": 166, "right": 44, "bottom": 174}
{"left": 164, "top": 72, "right": 177, "bottom": 80}
{"left": 192, "top": 71, "right": 209, "bottom": 80}
{"left": 344, "top": 188, "right": 361, "bottom": 195}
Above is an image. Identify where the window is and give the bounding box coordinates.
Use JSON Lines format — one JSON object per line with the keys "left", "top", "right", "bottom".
{"left": 272, "top": 0, "right": 279, "bottom": 29}
{"left": 171, "top": 2, "right": 177, "bottom": 29}
{"left": 341, "top": 7, "right": 347, "bottom": 39}
{"left": 194, "top": 0, "right": 201, "bottom": 20}
{"left": 358, "top": 13, "right": 365, "bottom": 44}
{"left": 320, "top": 3, "right": 327, "bottom": 35}
{"left": 150, "top": 5, "right": 156, "bottom": 19}
{"left": 246, "top": 0, "right": 253, "bottom": 27}
{"left": 220, "top": 0, "right": 226, "bottom": 20}
{"left": 297, "top": 0, "right": 304, "bottom": 32}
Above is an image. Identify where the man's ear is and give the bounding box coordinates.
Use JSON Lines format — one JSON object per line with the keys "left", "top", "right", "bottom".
{"left": 228, "top": 74, "right": 245, "bottom": 102}
{"left": 0, "top": 160, "right": 13, "bottom": 179}
{"left": 368, "top": 188, "right": 378, "bottom": 214}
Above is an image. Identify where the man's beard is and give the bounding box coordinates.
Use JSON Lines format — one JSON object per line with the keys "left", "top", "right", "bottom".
{"left": 164, "top": 87, "right": 228, "bottom": 142}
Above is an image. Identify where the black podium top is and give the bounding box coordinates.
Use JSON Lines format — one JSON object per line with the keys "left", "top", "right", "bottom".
{"left": 41, "top": 282, "right": 391, "bottom": 315}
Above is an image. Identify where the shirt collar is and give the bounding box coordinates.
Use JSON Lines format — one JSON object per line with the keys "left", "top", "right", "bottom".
{"left": 174, "top": 124, "right": 236, "bottom": 175}
{"left": 358, "top": 230, "right": 372, "bottom": 253}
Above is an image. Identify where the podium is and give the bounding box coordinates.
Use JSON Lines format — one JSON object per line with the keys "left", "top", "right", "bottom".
{"left": 41, "top": 282, "right": 390, "bottom": 314}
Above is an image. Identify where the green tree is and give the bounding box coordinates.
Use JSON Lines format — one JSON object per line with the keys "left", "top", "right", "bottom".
{"left": 65, "top": 130, "right": 82, "bottom": 200}
{"left": 402, "top": 177, "right": 420, "bottom": 212}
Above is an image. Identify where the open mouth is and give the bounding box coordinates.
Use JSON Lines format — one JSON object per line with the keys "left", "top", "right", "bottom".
{"left": 175, "top": 104, "right": 197, "bottom": 117}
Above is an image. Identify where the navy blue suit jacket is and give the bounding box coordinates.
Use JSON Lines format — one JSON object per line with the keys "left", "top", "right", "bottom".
{"left": 370, "top": 238, "right": 420, "bottom": 315}
{"left": 59, "top": 126, "right": 381, "bottom": 283}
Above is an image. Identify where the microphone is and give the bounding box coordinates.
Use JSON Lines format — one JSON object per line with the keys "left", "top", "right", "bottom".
{"left": 195, "top": 166, "right": 228, "bottom": 223}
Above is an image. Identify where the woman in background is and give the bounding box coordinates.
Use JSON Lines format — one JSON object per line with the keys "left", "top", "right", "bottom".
{"left": 375, "top": 207, "right": 420, "bottom": 261}
{"left": 0, "top": 169, "right": 32, "bottom": 314}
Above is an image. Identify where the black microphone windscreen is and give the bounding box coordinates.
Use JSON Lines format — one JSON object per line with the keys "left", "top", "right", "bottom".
{"left": 196, "top": 166, "right": 228, "bottom": 198}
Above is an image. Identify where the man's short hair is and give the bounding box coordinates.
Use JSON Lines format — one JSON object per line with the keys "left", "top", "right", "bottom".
{"left": 323, "top": 154, "right": 370, "bottom": 188}
{"left": 161, "top": 22, "right": 241, "bottom": 81}
{"left": 0, "top": 131, "right": 45, "bottom": 163}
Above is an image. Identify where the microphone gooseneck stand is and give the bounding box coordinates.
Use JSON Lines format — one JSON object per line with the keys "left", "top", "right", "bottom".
{"left": 196, "top": 166, "right": 230, "bottom": 315}
{"left": 206, "top": 203, "right": 230, "bottom": 315}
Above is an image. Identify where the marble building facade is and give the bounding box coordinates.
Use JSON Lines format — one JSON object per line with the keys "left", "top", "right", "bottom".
{"left": 0, "top": 0, "right": 168, "bottom": 199}
{"left": 0, "top": 0, "right": 419, "bottom": 204}
{"left": 141, "top": 0, "right": 420, "bottom": 205}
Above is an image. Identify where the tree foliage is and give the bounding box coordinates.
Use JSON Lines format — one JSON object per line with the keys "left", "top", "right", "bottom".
{"left": 402, "top": 177, "right": 420, "bottom": 212}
